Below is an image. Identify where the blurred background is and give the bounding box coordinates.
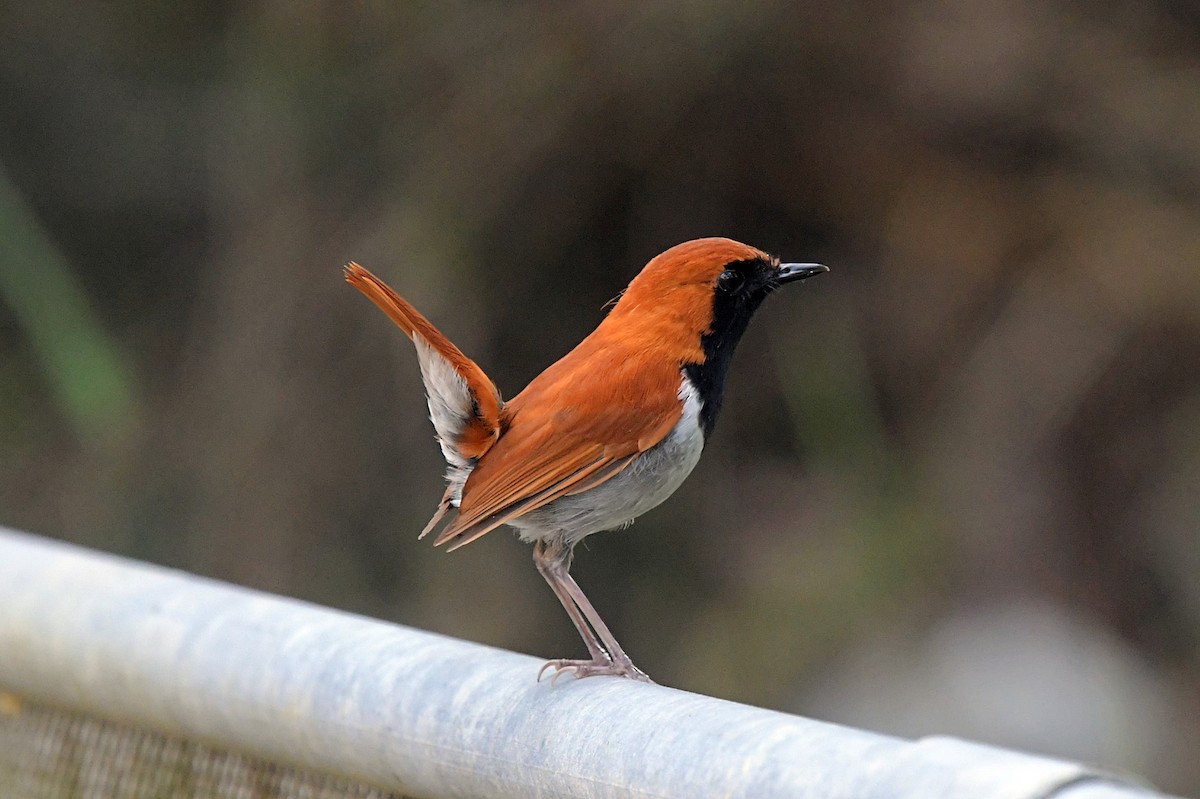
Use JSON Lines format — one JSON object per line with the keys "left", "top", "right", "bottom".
{"left": 1, "top": 0, "right": 1198, "bottom": 792}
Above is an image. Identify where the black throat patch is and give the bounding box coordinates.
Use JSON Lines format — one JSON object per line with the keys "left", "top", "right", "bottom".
{"left": 682, "top": 258, "right": 775, "bottom": 439}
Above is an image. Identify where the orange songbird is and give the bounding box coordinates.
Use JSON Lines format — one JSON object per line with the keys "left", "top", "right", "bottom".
{"left": 346, "top": 237, "right": 827, "bottom": 682}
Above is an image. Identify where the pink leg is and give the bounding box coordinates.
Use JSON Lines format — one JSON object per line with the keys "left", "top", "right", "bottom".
{"left": 533, "top": 542, "right": 609, "bottom": 663}
{"left": 532, "top": 540, "right": 652, "bottom": 683}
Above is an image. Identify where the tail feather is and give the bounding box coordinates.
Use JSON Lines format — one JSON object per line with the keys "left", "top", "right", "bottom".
{"left": 345, "top": 262, "right": 503, "bottom": 464}
{"left": 419, "top": 485, "right": 456, "bottom": 540}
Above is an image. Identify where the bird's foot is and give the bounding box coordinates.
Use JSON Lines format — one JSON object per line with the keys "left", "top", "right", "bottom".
{"left": 537, "top": 656, "right": 654, "bottom": 685}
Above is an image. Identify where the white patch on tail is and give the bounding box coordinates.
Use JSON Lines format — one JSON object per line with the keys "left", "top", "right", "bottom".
{"left": 412, "top": 334, "right": 475, "bottom": 473}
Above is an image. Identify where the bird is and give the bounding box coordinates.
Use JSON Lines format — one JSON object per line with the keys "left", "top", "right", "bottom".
{"left": 345, "top": 237, "right": 827, "bottom": 683}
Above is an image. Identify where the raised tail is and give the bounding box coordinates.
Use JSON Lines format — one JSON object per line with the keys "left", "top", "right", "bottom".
{"left": 344, "top": 263, "right": 504, "bottom": 511}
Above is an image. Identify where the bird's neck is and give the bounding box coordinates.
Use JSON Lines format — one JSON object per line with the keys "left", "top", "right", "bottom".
{"left": 599, "top": 286, "right": 761, "bottom": 440}
{"left": 681, "top": 310, "right": 754, "bottom": 440}
{"left": 605, "top": 308, "right": 757, "bottom": 442}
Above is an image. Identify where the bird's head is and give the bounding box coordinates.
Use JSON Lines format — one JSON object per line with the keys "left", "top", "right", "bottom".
{"left": 606, "top": 237, "right": 827, "bottom": 436}
{"left": 610, "top": 237, "right": 826, "bottom": 354}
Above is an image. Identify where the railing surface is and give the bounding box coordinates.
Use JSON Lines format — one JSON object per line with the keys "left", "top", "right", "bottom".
{"left": 0, "top": 527, "right": 1179, "bottom": 799}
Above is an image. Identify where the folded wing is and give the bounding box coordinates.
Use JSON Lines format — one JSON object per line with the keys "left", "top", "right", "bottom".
{"left": 433, "top": 355, "right": 685, "bottom": 550}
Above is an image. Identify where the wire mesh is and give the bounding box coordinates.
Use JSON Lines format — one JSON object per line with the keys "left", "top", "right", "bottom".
{"left": 0, "top": 690, "right": 410, "bottom": 799}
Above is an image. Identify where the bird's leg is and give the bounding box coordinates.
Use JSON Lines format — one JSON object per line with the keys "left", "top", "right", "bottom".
{"left": 533, "top": 539, "right": 653, "bottom": 683}
{"left": 533, "top": 540, "right": 610, "bottom": 663}
{"left": 555, "top": 569, "right": 652, "bottom": 682}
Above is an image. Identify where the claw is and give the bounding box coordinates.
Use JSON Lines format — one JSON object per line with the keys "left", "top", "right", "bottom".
{"left": 550, "top": 664, "right": 575, "bottom": 687}
{"left": 537, "top": 659, "right": 570, "bottom": 683}
{"left": 537, "top": 657, "right": 655, "bottom": 684}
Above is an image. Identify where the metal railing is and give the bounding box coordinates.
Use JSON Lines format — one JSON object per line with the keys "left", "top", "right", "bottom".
{"left": 0, "top": 527, "right": 1178, "bottom": 799}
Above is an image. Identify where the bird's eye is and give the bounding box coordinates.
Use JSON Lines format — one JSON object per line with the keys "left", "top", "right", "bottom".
{"left": 717, "top": 269, "right": 744, "bottom": 293}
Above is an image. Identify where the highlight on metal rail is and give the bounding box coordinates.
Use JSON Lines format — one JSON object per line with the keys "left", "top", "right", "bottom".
{"left": 0, "top": 527, "right": 1181, "bottom": 799}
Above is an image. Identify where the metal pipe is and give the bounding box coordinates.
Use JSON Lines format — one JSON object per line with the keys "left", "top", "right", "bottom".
{"left": 0, "top": 527, "right": 1176, "bottom": 799}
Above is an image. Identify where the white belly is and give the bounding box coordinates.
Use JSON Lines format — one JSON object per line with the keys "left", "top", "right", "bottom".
{"left": 508, "top": 375, "right": 705, "bottom": 547}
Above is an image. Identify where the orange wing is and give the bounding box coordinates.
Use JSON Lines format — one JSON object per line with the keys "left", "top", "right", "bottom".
{"left": 345, "top": 262, "right": 502, "bottom": 461}
{"left": 432, "top": 335, "right": 685, "bottom": 550}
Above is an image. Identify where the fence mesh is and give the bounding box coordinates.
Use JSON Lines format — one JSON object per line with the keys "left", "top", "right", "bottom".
{"left": 0, "top": 690, "right": 411, "bottom": 799}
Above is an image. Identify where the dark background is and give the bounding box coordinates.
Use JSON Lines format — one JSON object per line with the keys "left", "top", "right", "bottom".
{"left": 2, "top": 1, "right": 1198, "bottom": 792}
